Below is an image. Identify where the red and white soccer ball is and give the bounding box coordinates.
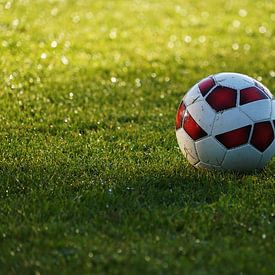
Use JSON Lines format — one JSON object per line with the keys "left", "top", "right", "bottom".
{"left": 176, "top": 72, "right": 275, "bottom": 171}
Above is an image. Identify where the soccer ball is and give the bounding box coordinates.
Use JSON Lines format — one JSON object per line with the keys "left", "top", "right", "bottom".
{"left": 175, "top": 72, "right": 275, "bottom": 171}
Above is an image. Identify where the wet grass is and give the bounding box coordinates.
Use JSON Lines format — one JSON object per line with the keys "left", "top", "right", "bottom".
{"left": 0, "top": 0, "right": 274, "bottom": 274}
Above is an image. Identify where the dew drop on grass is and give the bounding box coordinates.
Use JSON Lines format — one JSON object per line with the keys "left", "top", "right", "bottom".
{"left": 198, "top": 35, "right": 206, "bottom": 43}
{"left": 118, "top": 81, "right": 126, "bottom": 87}
{"left": 51, "top": 41, "right": 58, "bottom": 48}
{"left": 109, "top": 29, "right": 117, "bottom": 39}
{"left": 232, "top": 20, "right": 240, "bottom": 28}
{"left": 184, "top": 35, "right": 192, "bottom": 43}
{"left": 243, "top": 44, "right": 251, "bottom": 51}
{"left": 41, "top": 53, "right": 47, "bottom": 59}
{"left": 232, "top": 43, "right": 239, "bottom": 50}
{"left": 175, "top": 5, "right": 182, "bottom": 14}
{"left": 213, "top": 41, "right": 220, "bottom": 48}
{"left": 64, "top": 41, "right": 71, "bottom": 48}
{"left": 256, "top": 76, "right": 262, "bottom": 81}
{"left": 72, "top": 14, "right": 80, "bottom": 23}
{"left": 170, "top": 34, "right": 177, "bottom": 42}
{"left": 51, "top": 8, "right": 58, "bottom": 16}
{"left": 2, "top": 41, "right": 8, "bottom": 47}
{"left": 88, "top": 252, "right": 93, "bottom": 258}
{"left": 239, "top": 9, "right": 247, "bottom": 17}
{"left": 201, "top": 60, "right": 209, "bottom": 67}
{"left": 259, "top": 26, "right": 267, "bottom": 34}
{"left": 61, "top": 55, "right": 69, "bottom": 65}
{"left": 39, "top": 41, "right": 45, "bottom": 48}
{"left": 167, "top": 41, "right": 174, "bottom": 48}
{"left": 12, "top": 19, "right": 19, "bottom": 28}
{"left": 262, "top": 234, "right": 266, "bottom": 239}
{"left": 5, "top": 1, "right": 12, "bottom": 9}
{"left": 144, "top": 256, "right": 150, "bottom": 262}
{"left": 47, "top": 64, "right": 53, "bottom": 70}
{"left": 86, "top": 12, "right": 93, "bottom": 20}
{"left": 135, "top": 78, "right": 141, "bottom": 87}
{"left": 111, "top": 76, "right": 117, "bottom": 83}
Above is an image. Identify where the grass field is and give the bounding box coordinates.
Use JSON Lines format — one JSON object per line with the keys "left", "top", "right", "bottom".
{"left": 0, "top": 0, "right": 274, "bottom": 274}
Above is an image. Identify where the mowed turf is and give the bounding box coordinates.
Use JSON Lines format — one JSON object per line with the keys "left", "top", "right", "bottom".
{"left": 0, "top": 0, "right": 274, "bottom": 274}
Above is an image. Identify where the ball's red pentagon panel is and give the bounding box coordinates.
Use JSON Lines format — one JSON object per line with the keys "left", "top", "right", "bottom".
{"left": 206, "top": 86, "right": 237, "bottom": 112}
{"left": 240, "top": 87, "right": 268, "bottom": 105}
{"left": 251, "top": 122, "right": 274, "bottom": 152}
{"left": 175, "top": 102, "right": 186, "bottom": 130}
{"left": 183, "top": 111, "right": 207, "bottom": 140}
{"left": 215, "top": 125, "right": 252, "bottom": 149}
{"left": 198, "top": 77, "right": 215, "bottom": 96}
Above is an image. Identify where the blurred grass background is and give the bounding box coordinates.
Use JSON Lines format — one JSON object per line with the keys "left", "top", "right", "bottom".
{"left": 0, "top": 0, "right": 274, "bottom": 274}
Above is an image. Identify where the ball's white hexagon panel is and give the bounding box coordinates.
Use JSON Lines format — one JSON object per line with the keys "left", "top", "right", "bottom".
{"left": 222, "top": 145, "right": 262, "bottom": 170}
{"left": 195, "top": 136, "right": 226, "bottom": 166}
{"left": 176, "top": 128, "right": 199, "bottom": 165}
{"left": 258, "top": 140, "right": 275, "bottom": 168}
{"left": 183, "top": 85, "right": 204, "bottom": 107}
{"left": 186, "top": 99, "right": 216, "bottom": 133}
{"left": 195, "top": 161, "right": 222, "bottom": 170}
{"left": 240, "top": 99, "right": 272, "bottom": 122}
{"left": 213, "top": 72, "right": 254, "bottom": 90}
{"left": 212, "top": 108, "right": 253, "bottom": 136}
{"left": 271, "top": 100, "right": 275, "bottom": 120}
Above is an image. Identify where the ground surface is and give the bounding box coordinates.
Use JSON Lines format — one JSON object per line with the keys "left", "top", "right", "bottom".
{"left": 0, "top": 0, "right": 274, "bottom": 274}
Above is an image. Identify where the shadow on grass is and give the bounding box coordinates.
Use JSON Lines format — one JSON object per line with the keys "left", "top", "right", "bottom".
{"left": 1, "top": 159, "right": 273, "bottom": 208}
{"left": 2, "top": 160, "right": 272, "bottom": 231}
